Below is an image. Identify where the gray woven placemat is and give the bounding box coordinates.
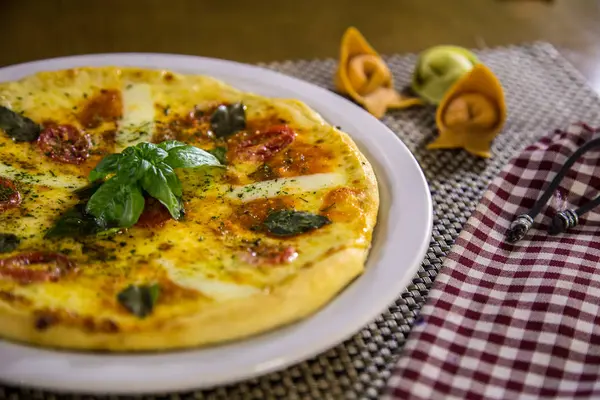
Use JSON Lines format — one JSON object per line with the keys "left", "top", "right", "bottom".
{"left": 3, "top": 43, "right": 600, "bottom": 400}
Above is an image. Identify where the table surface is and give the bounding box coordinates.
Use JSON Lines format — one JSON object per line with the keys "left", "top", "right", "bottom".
{"left": 2, "top": 0, "right": 600, "bottom": 93}
{"left": 1, "top": 3, "right": 600, "bottom": 398}
{"left": 1, "top": 41, "right": 597, "bottom": 400}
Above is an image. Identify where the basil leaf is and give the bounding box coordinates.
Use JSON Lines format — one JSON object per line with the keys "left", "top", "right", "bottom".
{"left": 264, "top": 210, "right": 331, "bottom": 237}
{"left": 210, "top": 103, "right": 246, "bottom": 138}
{"left": 88, "top": 153, "right": 121, "bottom": 182}
{"left": 0, "top": 233, "right": 20, "bottom": 253}
{"left": 86, "top": 178, "right": 145, "bottom": 227}
{"left": 0, "top": 106, "right": 41, "bottom": 142}
{"left": 116, "top": 154, "right": 151, "bottom": 182}
{"left": 117, "top": 284, "right": 160, "bottom": 318}
{"left": 74, "top": 181, "right": 104, "bottom": 200}
{"left": 141, "top": 165, "right": 182, "bottom": 219}
{"left": 157, "top": 140, "right": 186, "bottom": 152}
{"left": 135, "top": 142, "right": 168, "bottom": 163}
{"left": 45, "top": 203, "right": 108, "bottom": 239}
{"left": 158, "top": 162, "right": 182, "bottom": 197}
{"left": 164, "top": 144, "right": 222, "bottom": 169}
{"left": 208, "top": 146, "right": 227, "bottom": 165}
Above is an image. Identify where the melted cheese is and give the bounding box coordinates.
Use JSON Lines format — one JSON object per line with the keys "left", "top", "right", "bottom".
{"left": 0, "top": 162, "right": 85, "bottom": 189}
{"left": 12, "top": 280, "right": 101, "bottom": 311}
{"left": 160, "top": 259, "right": 261, "bottom": 301}
{"left": 225, "top": 173, "right": 347, "bottom": 202}
{"left": 115, "top": 83, "right": 155, "bottom": 150}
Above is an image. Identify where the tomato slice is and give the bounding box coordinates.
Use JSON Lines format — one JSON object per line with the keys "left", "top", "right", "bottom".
{"left": 37, "top": 124, "right": 92, "bottom": 164}
{"left": 0, "top": 178, "right": 21, "bottom": 212}
{"left": 230, "top": 125, "right": 296, "bottom": 162}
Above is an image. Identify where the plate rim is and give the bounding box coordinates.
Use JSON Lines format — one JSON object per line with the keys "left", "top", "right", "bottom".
{"left": 0, "top": 53, "right": 433, "bottom": 395}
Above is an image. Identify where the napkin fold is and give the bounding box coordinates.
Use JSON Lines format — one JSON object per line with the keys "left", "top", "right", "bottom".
{"left": 385, "top": 123, "right": 600, "bottom": 399}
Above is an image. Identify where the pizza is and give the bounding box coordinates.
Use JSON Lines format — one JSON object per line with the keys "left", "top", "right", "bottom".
{"left": 0, "top": 67, "right": 378, "bottom": 351}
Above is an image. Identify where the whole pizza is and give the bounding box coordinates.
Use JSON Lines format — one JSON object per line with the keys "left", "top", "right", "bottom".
{"left": 0, "top": 67, "right": 378, "bottom": 351}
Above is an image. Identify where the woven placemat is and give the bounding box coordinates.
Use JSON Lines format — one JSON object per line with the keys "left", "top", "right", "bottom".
{"left": 3, "top": 43, "right": 600, "bottom": 400}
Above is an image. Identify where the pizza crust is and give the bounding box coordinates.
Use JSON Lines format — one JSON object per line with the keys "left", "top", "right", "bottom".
{"left": 0, "top": 247, "right": 369, "bottom": 350}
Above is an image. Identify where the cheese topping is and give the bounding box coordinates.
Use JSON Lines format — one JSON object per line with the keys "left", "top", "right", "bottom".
{"left": 160, "top": 259, "right": 261, "bottom": 301}
{"left": 225, "top": 173, "right": 346, "bottom": 202}
{"left": 0, "top": 163, "right": 85, "bottom": 189}
{"left": 116, "top": 83, "right": 155, "bottom": 150}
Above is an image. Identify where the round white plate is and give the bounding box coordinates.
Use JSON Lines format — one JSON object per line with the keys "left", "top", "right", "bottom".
{"left": 0, "top": 54, "right": 432, "bottom": 395}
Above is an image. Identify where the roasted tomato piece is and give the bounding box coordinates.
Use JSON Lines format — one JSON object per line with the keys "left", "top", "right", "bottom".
{"left": 0, "top": 178, "right": 22, "bottom": 212}
{"left": 0, "top": 251, "right": 76, "bottom": 283}
{"left": 230, "top": 125, "right": 295, "bottom": 162}
{"left": 38, "top": 124, "right": 92, "bottom": 164}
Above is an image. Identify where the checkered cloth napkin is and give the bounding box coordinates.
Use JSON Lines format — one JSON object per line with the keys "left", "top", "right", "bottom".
{"left": 385, "top": 123, "right": 600, "bottom": 399}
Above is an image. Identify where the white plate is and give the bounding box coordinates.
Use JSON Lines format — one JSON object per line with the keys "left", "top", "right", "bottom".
{"left": 0, "top": 54, "right": 432, "bottom": 395}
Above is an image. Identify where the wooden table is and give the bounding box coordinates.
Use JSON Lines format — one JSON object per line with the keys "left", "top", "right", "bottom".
{"left": 2, "top": 0, "right": 600, "bottom": 92}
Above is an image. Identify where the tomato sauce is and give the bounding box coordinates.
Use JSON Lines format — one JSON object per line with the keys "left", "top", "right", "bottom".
{"left": 320, "top": 187, "right": 363, "bottom": 223}
{"left": 269, "top": 142, "right": 335, "bottom": 177}
{"left": 77, "top": 89, "right": 122, "bottom": 129}
{"left": 233, "top": 197, "right": 295, "bottom": 231}
{"left": 153, "top": 107, "right": 216, "bottom": 145}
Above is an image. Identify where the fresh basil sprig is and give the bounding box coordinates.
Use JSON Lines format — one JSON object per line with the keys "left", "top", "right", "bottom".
{"left": 86, "top": 141, "right": 222, "bottom": 228}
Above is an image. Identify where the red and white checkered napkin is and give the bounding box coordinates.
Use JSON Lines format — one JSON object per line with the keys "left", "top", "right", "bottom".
{"left": 385, "top": 123, "right": 600, "bottom": 399}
